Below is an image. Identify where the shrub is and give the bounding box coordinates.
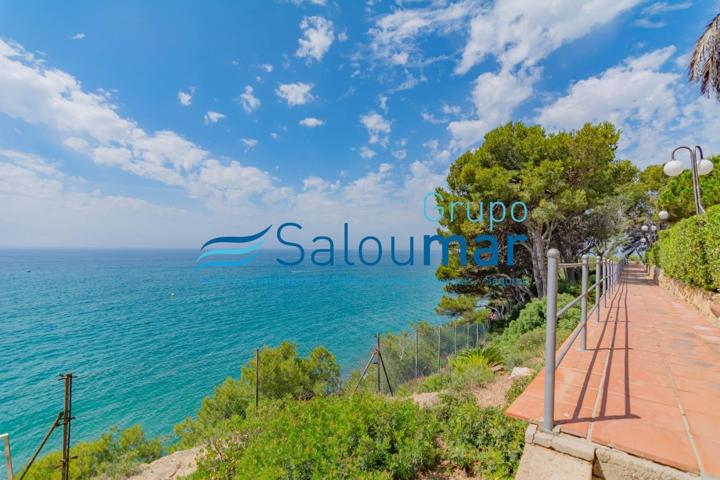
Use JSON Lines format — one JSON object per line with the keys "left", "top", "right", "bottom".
{"left": 451, "top": 345, "right": 503, "bottom": 369}
{"left": 193, "top": 395, "right": 439, "bottom": 479}
{"left": 23, "top": 425, "right": 162, "bottom": 480}
{"left": 654, "top": 205, "right": 720, "bottom": 292}
{"left": 505, "top": 373, "right": 536, "bottom": 405}
{"left": 436, "top": 395, "right": 525, "bottom": 478}
{"left": 174, "top": 342, "right": 340, "bottom": 448}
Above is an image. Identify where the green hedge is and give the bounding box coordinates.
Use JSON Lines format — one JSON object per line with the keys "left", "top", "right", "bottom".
{"left": 652, "top": 205, "right": 720, "bottom": 292}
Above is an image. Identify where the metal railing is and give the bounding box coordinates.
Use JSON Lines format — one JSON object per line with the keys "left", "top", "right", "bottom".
{"left": 543, "top": 249, "right": 626, "bottom": 431}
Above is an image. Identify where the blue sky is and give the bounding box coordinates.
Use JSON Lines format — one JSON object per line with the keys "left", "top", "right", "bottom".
{"left": 0, "top": 0, "right": 718, "bottom": 247}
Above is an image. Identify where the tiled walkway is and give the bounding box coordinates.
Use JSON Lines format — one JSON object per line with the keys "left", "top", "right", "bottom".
{"left": 506, "top": 265, "right": 720, "bottom": 477}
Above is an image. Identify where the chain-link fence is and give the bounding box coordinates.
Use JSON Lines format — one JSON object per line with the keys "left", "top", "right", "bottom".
{"left": 350, "top": 321, "right": 489, "bottom": 395}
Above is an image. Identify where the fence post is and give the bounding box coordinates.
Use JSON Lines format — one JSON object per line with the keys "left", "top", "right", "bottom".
{"left": 544, "top": 249, "right": 560, "bottom": 432}
{"left": 60, "top": 373, "right": 73, "bottom": 480}
{"left": 255, "top": 348, "right": 259, "bottom": 408}
{"left": 580, "top": 255, "right": 589, "bottom": 351}
{"left": 454, "top": 325, "right": 457, "bottom": 355}
{"left": 437, "top": 326, "right": 441, "bottom": 369}
{"left": 595, "top": 255, "right": 601, "bottom": 322}
{"left": 1, "top": 434, "right": 12, "bottom": 480}
{"left": 415, "top": 327, "right": 419, "bottom": 378}
{"left": 377, "top": 333, "right": 381, "bottom": 393}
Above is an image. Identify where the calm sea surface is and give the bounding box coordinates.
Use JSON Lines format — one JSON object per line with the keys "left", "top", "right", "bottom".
{"left": 0, "top": 249, "right": 444, "bottom": 467}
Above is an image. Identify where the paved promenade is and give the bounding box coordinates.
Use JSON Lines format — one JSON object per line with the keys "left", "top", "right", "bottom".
{"left": 507, "top": 264, "right": 720, "bottom": 477}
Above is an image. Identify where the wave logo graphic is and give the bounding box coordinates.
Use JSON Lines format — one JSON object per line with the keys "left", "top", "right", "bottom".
{"left": 195, "top": 225, "right": 272, "bottom": 269}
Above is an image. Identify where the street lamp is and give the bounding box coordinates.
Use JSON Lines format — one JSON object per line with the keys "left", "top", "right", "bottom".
{"left": 664, "top": 146, "right": 714, "bottom": 215}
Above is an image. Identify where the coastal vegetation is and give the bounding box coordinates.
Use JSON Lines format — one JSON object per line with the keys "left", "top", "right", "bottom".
{"left": 19, "top": 121, "right": 718, "bottom": 479}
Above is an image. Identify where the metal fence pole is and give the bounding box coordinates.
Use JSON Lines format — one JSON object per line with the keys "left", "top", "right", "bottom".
{"left": 60, "top": 373, "right": 73, "bottom": 480}
{"left": 377, "top": 333, "right": 381, "bottom": 393}
{"left": 544, "top": 249, "right": 560, "bottom": 432}
{"left": 454, "top": 325, "right": 457, "bottom": 355}
{"left": 415, "top": 327, "right": 419, "bottom": 378}
{"left": 595, "top": 255, "right": 601, "bottom": 322}
{"left": 255, "top": 348, "right": 259, "bottom": 408}
{"left": 437, "top": 326, "right": 441, "bottom": 369}
{"left": 1, "top": 434, "right": 12, "bottom": 480}
{"left": 580, "top": 255, "right": 589, "bottom": 351}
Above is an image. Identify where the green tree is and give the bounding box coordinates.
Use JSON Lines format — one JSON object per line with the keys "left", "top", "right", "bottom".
{"left": 658, "top": 156, "right": 720, "bottom": 221}
{"left": 689, "top": 11, "right": 720, "bottom": 100}
{"left": 436, "top": 122, "right": 630, "bottom": 306}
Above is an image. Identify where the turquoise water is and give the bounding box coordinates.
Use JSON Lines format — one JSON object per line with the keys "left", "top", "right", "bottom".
{"left": 0, "top": 249, "right": 444, "bottom": 468}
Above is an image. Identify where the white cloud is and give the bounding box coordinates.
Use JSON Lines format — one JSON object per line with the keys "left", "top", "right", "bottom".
{"left": 379, "top": 96, "right": 389, "bottom": 112}
{"left": 538, "top": 47, "right": 677, "bottom": 130}
{"left": 0, "top": 149, "right": 191, "bottom": 247}
{"left": 71, "top": 33, "right": 85, "bottom": 41}
{"left": 536, "top": 46, "right": 720, "bottom": 166}
{"left": 204, "top": 111, "right": 225, "bottom": 124}
{"left": 635, "top": 18, "right": 666, "bottom": 28}
{"left": 642, "top": 1, "right": 692, "bottom": 16}
{"left": 177, "top": 87, "right": 194, "bottom": 106}
{"left": 392, "top": 149, "right": 407, "bottom": 160}
{"left": 299, "top": 117, "right": 324, "bottom": 127}
{"left": 391, "top": 52, "right": 409, "bottom": 65}
{"left": 369, "top": 2, "right": 477, "bottom": 66}
{"left": 296, "top": 16, "right": 335, "bottom": 62}
{"left": 0, "top": 39, "right": 285, "bottom": 204}
{"left": 241, "top": 138, "right": 259, "bottom": 150}
{"left": 291, "top": 0, "right": 327, "bottom": 5}
{"left": 0, "top": 38, "right": 457, "bottom": 246}
{"left": 448, "top": 68, "right": 539, "bottom": 149}
{"left": 456, "top": 0, "right": 643, "bottom": 74}
{"left": 276, "top": 82, "right": 315, "bottom": 106}
{"left": 259, "top": 63, "right": 273, "bottom": 73}
{"left": 360, "top": 111, "right": 391, "bottom": 145}
{"left": 237, "top": 85, "right": 261, "bottom": 113}
{"left": 442, "top": 104, "right": 460, "bottom": 115}
{"left": 359, "top": 146, "right": 376, "bottom": 159}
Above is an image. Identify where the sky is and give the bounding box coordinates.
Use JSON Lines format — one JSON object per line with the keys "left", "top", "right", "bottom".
{"left": 0, "top": 0, "right": 718, "bottom": 247}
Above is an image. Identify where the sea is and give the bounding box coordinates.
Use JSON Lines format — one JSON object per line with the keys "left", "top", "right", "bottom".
{"left": 0, "top": 248, "right": 444, "bottom": 469}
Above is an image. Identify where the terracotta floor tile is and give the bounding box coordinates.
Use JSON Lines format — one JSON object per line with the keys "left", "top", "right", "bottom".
{"left": 684, "top": 410, "right": 720, "bottom": 440}
{"left": 505, "top": 265, "right": 720, "bottom": 476}
{"left": 693, "top": 436, "right": 720, "bottom": 477}
{"left": 591, "top": 415, "right": 698, "bottom": 473}
{"left": 677, "top": 389, "right": 720, "bottom": 414}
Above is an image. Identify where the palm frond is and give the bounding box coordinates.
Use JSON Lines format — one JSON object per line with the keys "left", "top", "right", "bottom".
{"left": 689, "top": 13, "right": 720, "bottom": 100}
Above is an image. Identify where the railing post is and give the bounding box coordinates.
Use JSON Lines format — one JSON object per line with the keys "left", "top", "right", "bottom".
{"left": 544, "top": 248, "right": 560, "bottom": 432}
{"left": 595, "top": 255, "right": 602, "bottom": 322}
{"left": 580, "top": 255, "right": 589, "bottom": 351}
{"left": 603, "top": 258, "right": 608, "bottom": 306}
{"left": 595, "top": 255, "right": 602, "bottom": 323}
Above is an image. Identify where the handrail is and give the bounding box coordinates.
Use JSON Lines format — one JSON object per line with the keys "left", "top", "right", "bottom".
{"left": 543, "top": 249, "right": 626, "bottom": 431}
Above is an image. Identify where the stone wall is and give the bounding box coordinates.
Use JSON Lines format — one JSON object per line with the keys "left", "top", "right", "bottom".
{"left": 651, "top": 266, "right": 720, "bottom": 327}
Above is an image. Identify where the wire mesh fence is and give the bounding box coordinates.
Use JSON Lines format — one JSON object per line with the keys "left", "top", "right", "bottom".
{"left": 349, "top": 321, "right": 489, "bottom": 395}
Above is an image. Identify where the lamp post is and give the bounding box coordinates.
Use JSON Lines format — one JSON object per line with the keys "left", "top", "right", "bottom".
{"left": 663, "top": 146, "right": 714, "bottom": 215}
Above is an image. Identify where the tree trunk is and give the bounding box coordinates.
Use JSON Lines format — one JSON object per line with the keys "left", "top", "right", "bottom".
{"left": 528, "top": 224, "right": 547, "bottom": 298}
